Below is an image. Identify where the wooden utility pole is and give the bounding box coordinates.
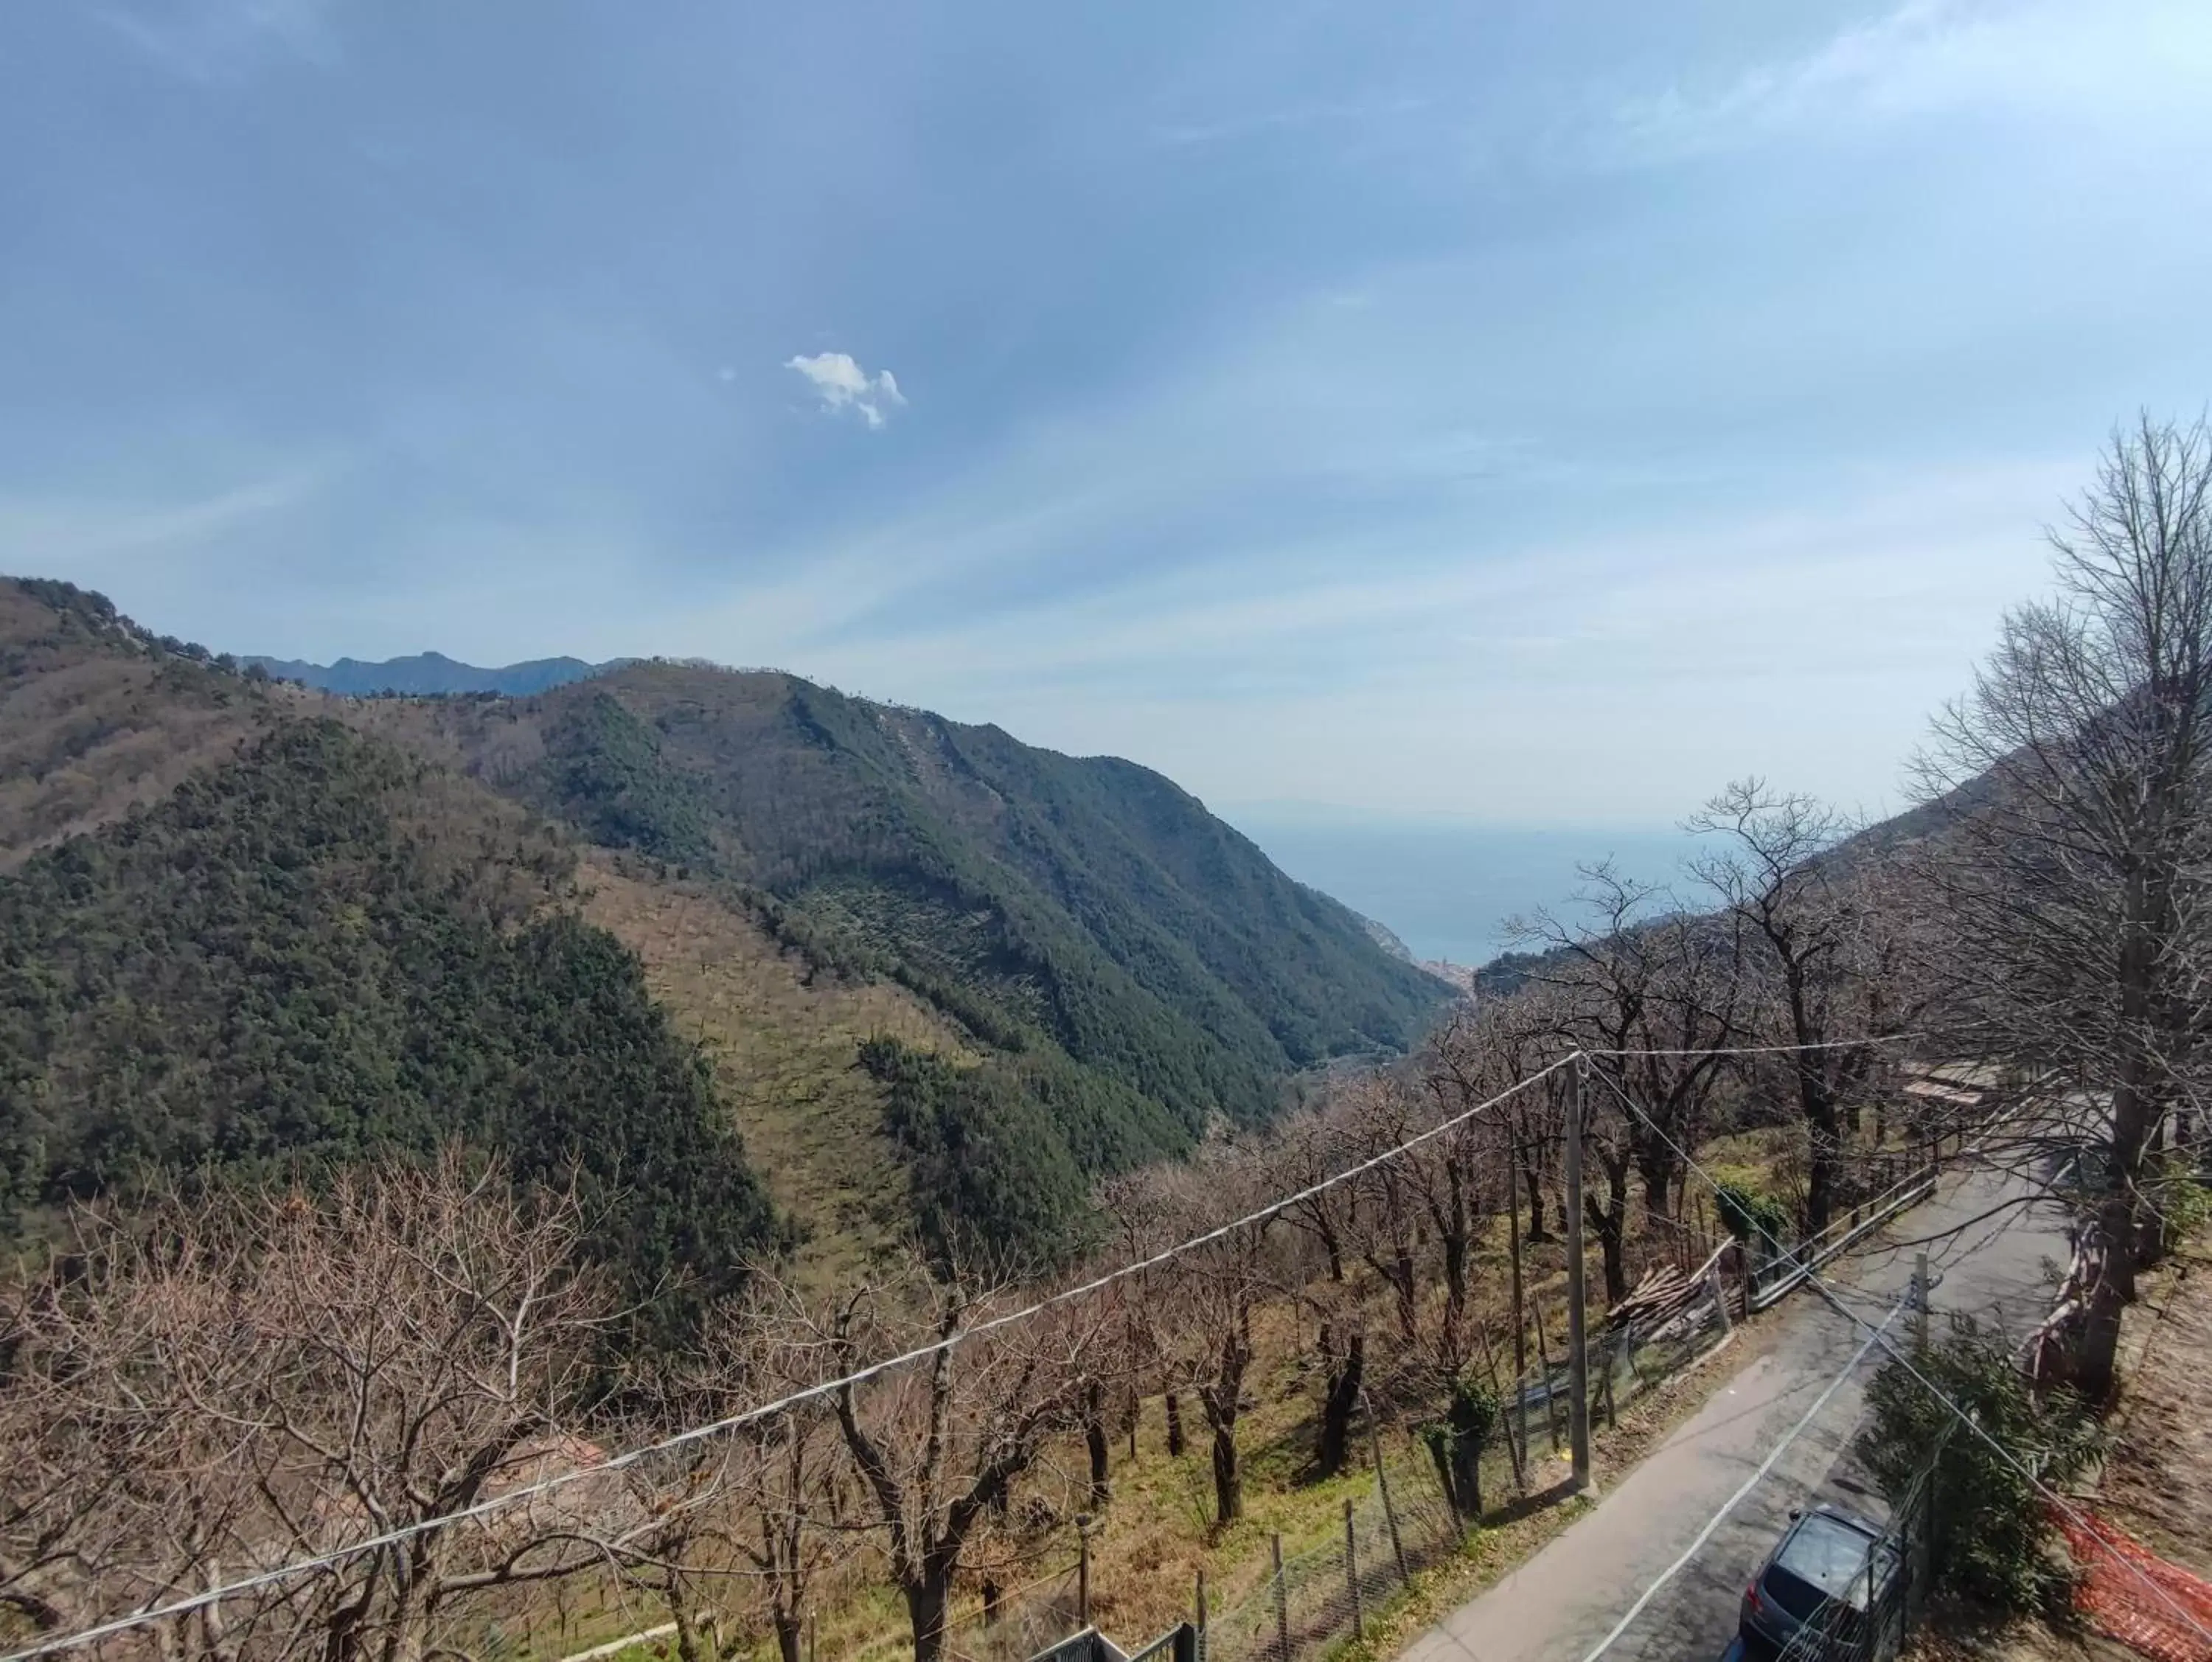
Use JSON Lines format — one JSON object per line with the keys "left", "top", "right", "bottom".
{"left": 1566, "top": 1057, "right": 1593, "bottom": 1492}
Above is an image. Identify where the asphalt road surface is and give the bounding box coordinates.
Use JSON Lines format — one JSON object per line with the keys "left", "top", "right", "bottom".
{"left": 1399, "top": 1156, "right": 2067, "bottom": 1662}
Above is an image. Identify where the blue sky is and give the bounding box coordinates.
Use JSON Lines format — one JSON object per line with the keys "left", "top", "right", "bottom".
{"left": 6, "top": 0, "right": 2211, "bottom": 824}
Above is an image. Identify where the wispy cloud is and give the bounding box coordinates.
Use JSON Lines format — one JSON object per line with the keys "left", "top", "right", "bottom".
{"left": 785, "top": 351, "right": 906, "bottom": 429}
{"left": 97, "top": 0, "right": 341, "bottom": 82}
{"left": 0, "top": 472, "right": 324, "bottom": 564}
{"left": 1604, "top": 0, "right": 2212, "bottom": 167}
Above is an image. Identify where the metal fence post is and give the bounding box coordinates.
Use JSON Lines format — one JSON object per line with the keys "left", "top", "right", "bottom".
{"left": 1270, "top": 1532, "right": 1290, "bottom": 1661}
{"left": 1343, "top": 1498, "right": 1363, "bottom": 1641}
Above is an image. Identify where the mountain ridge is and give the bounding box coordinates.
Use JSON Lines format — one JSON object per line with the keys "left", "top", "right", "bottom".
{"left": 242, "top": 649, "right": 627, "bottom": 697}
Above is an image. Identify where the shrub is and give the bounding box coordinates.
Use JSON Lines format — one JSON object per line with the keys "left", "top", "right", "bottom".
{"left": 1857, "top": 1319, "right": 2100, "bottom": 1614}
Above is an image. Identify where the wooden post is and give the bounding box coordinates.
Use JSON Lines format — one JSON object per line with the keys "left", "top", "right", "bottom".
{"left": 1367, "top": 1414, "right": 1410, "bottom": 1582}
{"left": 1271, "top": 1532, "right": 1290, "bottom": 1661}
{"left": 1196, "top": 1567, "right": 1208, "bottom": 1647}
{"left": 1344, "top": 1498, "right": 1364, "bottom": 1641}
{"left": 1601, "top": 1330, "right": 1618, "bottom": 1430}
{"left": 1913, "top": 1251, "right": 1931, "bottom": 1357}
{"left": 1077, "top": 1513, "right": 1093, "bottom": 1627}
{"left": 1507, "top": 1134, "right": 1529, "bottom": 1475}
{"left": 1532, "top": 1294, "right": 1561, "bottom": 1453}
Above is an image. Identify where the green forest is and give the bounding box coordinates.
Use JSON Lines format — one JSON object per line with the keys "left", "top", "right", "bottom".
{"left": 434, "top": 664, "right": 1453, "bottom": 1256}
{"left": 0, "top": 713, "right": 778, "bottom": 1344}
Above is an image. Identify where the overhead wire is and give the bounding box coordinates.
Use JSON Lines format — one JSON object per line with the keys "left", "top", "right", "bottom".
{"left": 1586, "top": 1062, "right": 2212, "bottom": 1652}
{"left": 1573, "top": 1290, "right": 1911, "bottom": 1662}
{"left": 7, "top": 1029, "right": 2143, "bottom": 1662}
{"left": 3, "top": 1053, "right": 1590, "bottom": 1661}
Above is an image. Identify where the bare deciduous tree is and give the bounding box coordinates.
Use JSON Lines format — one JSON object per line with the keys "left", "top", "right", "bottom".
{"left": 1, "top": 1154, "right": 619, "bottom": 1662}
{"left": 1917, "top": 412, "right": 2212, "bottom": 1398}
{"left": 804, "top": 1258, "right": 1102, "bottom": 1662}
{"left": 1510, "top": 866, "right": 1745, "bottom": 1298}
{"left": 611, "top": 1298, "right": 854, "bottom": 1662}
{"left": 1690, "top": 783, "right": 1884, "bottom": 1236}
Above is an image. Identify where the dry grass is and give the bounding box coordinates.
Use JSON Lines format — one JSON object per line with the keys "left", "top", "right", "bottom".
{"left": 574, "top": 852, "right": 974, "bottom": 1284}
{"left": 0, "top": 592, "right": 270, "bottom": 868}
{"left": 2100, "top": 1251, "right": 2212, "bottom": 1579}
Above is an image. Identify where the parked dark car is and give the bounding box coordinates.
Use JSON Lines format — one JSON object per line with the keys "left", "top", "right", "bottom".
{"left": 1739, "top": 1506, "right": 1899, "bottom": 1660}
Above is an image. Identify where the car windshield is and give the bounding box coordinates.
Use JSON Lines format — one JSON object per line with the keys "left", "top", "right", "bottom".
{"left": 1768, "top": 1515, "right": 1891, "bottom": 1615}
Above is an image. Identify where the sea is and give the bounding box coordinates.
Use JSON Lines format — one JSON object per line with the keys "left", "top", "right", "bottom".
{"left": 1225, "top": 808, "right": 1701, "bottom": 970}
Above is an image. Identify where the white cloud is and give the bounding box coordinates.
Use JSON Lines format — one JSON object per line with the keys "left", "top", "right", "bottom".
{"left": 785, "top": 351, "right": 906, "bottom": 428}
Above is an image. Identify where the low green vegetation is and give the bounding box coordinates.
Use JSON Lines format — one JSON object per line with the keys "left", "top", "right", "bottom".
{"left": 1858, "top": 1321, "right": 2101, "bottom": 1613}
{"left": 1714, "top": 1179, "right": 1793, "bottom": 1245}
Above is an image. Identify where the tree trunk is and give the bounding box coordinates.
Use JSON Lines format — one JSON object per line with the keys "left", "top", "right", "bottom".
{"left": 773, "top": 1610, "right": 804, "bottom": 1662}
{"left": 1211, "top": 1425, "right": 1241, "bottom": 1523}
{"left": 1593, "top": 1157, "right": 1632, "bottom": 1305}
{"left": 1394, "top": 1245, "right": 1418, "bottom": 1339}
{"left": 1450, "top": 1435, "right": 1483, "bottom": 1522}
{"left": 1804, "top": 1097, "right": 1840, "bottom": 1236}
{"left": 1085, "top": 1380, "right": 1110, "bottom": 1507}
{"left": 1523, "top": 1161, "right": 1551, "bottom": 1242}
{"left": 1316, "top": 1331, "right": 1363, "bottom": 1478}
{"left": 671, "top": 1579, "right": 710, "bottom": 1662}
{"left": 1164, "top": 1389, "right": 1186, "bottom": 1458}
{"left": 906, "top": 1574, "right": 951, "bottom": 1662}
{"left": 1635, "top": 1130, "right": 1675, "bottom": 1225}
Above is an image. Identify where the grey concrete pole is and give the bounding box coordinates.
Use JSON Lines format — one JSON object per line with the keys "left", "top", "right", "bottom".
{"left": 1566, "top": 1055, "right": 1593, "bottom": 1493}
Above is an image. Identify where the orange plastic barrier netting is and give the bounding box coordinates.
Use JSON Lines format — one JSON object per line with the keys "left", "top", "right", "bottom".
{"left": 2053, "top": 1506, "right": 2212, "bottom": 1662}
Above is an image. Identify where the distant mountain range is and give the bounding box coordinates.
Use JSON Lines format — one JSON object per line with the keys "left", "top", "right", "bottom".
{"left": 241, "top": 650, "right": 626, "bottom": 697}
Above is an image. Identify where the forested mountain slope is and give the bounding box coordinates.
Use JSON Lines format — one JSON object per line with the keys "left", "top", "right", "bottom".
{"left": 1, "top": 577, "right": 1452, "bottom": 1276}
{"left": 0, "top": 583, "right": 779, "bottom": 1339}
{"left": 361, "top": 664, "right": 1450, "bottom": 1226}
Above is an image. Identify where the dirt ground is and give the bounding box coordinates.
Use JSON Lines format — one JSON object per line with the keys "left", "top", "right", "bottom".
{"left": 1910, "top": 1246, "right": 2212, "bottom": 1662}
{"left": 2101, "top": 1251, "right": 2212, "bottom": 1579}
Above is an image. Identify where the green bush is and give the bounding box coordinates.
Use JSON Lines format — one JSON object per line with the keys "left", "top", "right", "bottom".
{"left": 1857, "top": 1319, "right": 2100, "bottom": 1614}
{"left": 1715, "top": 1181, "right": 1792, "bottom": 1247}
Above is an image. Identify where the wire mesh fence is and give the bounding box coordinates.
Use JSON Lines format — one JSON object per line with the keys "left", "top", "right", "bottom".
{"left": 934, "top": 1563, "right": 1086, "bottom": 1662}
{"left": 1767, "top": 1431, "right": 1947, "bottom": 1662}
{"left": 1197, "top": 1453, "right": 1463, "bottom": 1662}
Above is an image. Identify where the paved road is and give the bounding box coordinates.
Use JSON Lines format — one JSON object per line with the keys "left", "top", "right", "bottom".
{"left": 1400, "top": 1158, "right": 2067, "bottom": 1662}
